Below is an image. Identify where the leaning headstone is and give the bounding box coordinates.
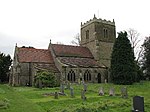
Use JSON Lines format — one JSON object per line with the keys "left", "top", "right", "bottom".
{"left": 121, "top": 87, "right": 128, "bottom": 98}
{"left": 78, "top": 78, "right": 81, "bottom": 85}
{"left": 109, "top": 87, "right": 115, "bottom": 96}
{"left": 81, "top": 89, "right": 86, "bottom": 101}
{"left": 70, "top": 87, "right": 74, "bottom": 98}
{"left": 99, "top": 87, "right": 104, "bottom": 96}
{"left": 54, "top": 92, "right": 58, "bottom": 99}
{"left": 60, "top": 84, "right": 65, "bottom": 94}
{"left": 132, "top": 96, "right": 144, "bottom": 112}
{"left": 83, "top": 83, "right": 87, "bottom": 92}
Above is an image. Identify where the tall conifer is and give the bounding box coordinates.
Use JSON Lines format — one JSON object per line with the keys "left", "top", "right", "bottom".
{"left": 110, "top": 31, "right": 137, "bottom": 84}
{"left": 142, "top": 36, "right": 150, "bottom": 80}
{"left": 0, "top": 52, "right": 12, "bottom": 82}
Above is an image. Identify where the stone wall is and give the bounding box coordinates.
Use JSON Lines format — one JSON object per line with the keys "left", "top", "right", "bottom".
{"left": 98, "top": 41, "right": 114, "bottom": 67}
{"left": 81, "top": 16, "right": 116, "bottom": 68}
{"left": 63, "top": 67, "right": 106, "bottom": 83}
{"left": 19, "top": 63, "right": 31, "bottom": 86}
{"left": 95, "top": 22, "right": 116, "bottom": 42}
{"left": 81, "top": 22, "right": 95, "bottom": 44}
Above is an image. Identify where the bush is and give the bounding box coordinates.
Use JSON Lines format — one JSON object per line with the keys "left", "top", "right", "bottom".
{"left": 34, "top": 71, "right": 58, "bottom": 88}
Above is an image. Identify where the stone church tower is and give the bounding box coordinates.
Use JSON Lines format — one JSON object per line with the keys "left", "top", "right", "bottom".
{"left": 81, "top": 15, "right": 116, "bottom": 68}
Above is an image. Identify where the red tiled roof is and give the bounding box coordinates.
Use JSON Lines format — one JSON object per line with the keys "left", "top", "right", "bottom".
{"left": 17, "top": 47, "right": 54, "bottom": 63}
{"left": 58, "top": 57, "right": 102, "bottom": 68}
{"left": 52, "top": 44, "right": 94, "bottom": 58}
{"left": 34, "top": 63, "right": 59, "bottom": 73}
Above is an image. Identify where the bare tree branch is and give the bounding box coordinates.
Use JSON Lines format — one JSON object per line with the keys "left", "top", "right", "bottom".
{"left": 70, "top": 33, "right": 81, "bottom": 46}
{"left": 137, "top": 47, "right": 144, "bottom": 63}
{"left": 128, "top": 28, "right": 140, "bottom": 49}
{"left": 128, "top": 28, "right": 141, "bottom": 61}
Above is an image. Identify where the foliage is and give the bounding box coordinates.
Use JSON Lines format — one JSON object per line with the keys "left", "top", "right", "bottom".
{"left": 136, "top": 63, "right": 144, "bottom": 82}
{"left": 110, "top": 31, "right": 137, "bottom": 84}
{"left": 34, "top": 71, "right": 58, "bottom": 88}
{"left": 142, "top": 36, "right": 150, "bottom": 80}
{"left": 0, "top": 98, "right": 9, "bottom": 109}
{"left": 0, "top": 52, "right": 12, "bottom": 83}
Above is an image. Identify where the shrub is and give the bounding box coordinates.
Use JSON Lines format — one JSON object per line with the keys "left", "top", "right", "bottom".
{"left": 34, "top": 71, "right": 58, "bottom": 88}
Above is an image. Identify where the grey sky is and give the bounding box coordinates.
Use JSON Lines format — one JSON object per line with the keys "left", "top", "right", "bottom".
{"left": 0, "top": 0, "right": 150, "bottom": 58}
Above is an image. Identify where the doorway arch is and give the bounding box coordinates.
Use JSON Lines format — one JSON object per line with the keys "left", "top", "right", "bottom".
{"left": 97, "top": 73, "right": 101, "bottom": 83}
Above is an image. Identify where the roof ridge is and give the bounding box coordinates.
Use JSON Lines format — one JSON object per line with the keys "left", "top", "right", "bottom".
{"left": 18, "top": 47, "right": 48, "bottom": 51}
{"left": 52, "top": 44, "right": 87, "bottom": 48}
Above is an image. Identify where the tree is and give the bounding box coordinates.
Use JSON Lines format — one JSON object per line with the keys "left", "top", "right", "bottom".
{"left": 128, "top": 29, "right": 140, "bottom": 51}
{"left": 110, "top": 31, "right": 137, "bottom": 85}
{"left": 34, "top": 71, "right": 58, "bottom": 88}
{"left": 71, "top": 33, "right": 81, "bottom": 46}
{"left": 127, "top": 28, "right": 143, "bottom": 62}
{"left": 128, "top": 28, "right": 144, "bottom": 81}
{"left": 0, "top": 52, "right": 12, "bottom": 83}
{"left": 142, "top": 36, "right": 150, "bottom": 80}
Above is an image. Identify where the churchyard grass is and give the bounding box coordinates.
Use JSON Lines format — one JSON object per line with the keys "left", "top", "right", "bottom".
{"left": 0, "top": 81, "right": 150, "bottom": 112}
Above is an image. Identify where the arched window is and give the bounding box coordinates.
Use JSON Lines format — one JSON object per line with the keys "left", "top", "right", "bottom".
{"left": 86, "top": 30, "right": 89, "bottom": 39}
{"left": 103, "top": 28, "right": 108, "bottom": 38}
{"left": 84, "top": 70, "right": 91, "bottom": 82}
{"left": 67, "top": 69, "right": 76, "bottom": 82}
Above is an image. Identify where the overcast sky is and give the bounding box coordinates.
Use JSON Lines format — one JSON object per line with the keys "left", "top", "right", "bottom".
{"left": 0, "top": 0, "right": 150, "bottom": 58}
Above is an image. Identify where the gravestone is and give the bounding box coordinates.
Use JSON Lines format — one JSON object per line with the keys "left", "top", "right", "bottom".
{"left": 99, "top": 87, "right": 104, "bottom": 96}
{"left": 60, "top": 84, "right": 65, "bottom": 94}
{"left": 132, "top": 96, "right": 144, "bottom": 112}
{"left": 109, "top": 87, "right": 115, "bottom": 96}
{"left": 54, "top": 92, "right": 58, "bottom": 99}
{"left": 105, "top": 79, "right": 107, "bottom": 83}
{"left": 83, "top": 83, "right": 87, "bottom": 92}
{"left": 78, "top": 78, "right": 81, "bottom": 85}
{"left": 81, "top": 89, "right": 86, "bottom": 101}
{"left": 66, "top": 81, "right": 70, "bottom": 89}
{"left": 70, "top": 87, "right": 74, "bottom": 98}
{"left": 121, "top": 87, "right": 128, "bottom": 98}
{"left": 38, "top": 80, "right": 42, "bottom": 89}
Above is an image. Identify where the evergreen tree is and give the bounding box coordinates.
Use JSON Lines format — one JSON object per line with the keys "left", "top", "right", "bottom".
{"left": 110, "top": 31, "right": 137, "bottom": 85}
{"left": 0, "top": 52, "right": 12, "bottom": 83}
{"left": 142, "top": 36, "right": 150, "bottom": 80}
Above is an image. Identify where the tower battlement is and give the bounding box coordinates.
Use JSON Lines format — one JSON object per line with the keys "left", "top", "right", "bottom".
{"left": 81, "top": 15, "right": 115, "bottom": 28}
{"left": 80, "top": 14, "right": 116, "bottom": 68}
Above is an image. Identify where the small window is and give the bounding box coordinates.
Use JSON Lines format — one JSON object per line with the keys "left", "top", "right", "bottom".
{"left": 103, "top": 28, "right": 108, "bottom": 38}
{"left": 86, "top": 30, "right": 89, "bottom": 39}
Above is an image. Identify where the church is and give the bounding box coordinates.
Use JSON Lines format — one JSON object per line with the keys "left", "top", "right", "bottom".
{"left": 9, "top": 15, "right": 116, "bottom": 86}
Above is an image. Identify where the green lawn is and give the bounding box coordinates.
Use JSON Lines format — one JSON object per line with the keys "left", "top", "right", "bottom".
{"left": 0, "top": 81, "right": 150, "bottom": 112}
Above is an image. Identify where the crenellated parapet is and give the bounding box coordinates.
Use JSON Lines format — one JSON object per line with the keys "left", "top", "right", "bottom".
{"left": 81, "top": 15, "right": 115, "bottom": 28}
